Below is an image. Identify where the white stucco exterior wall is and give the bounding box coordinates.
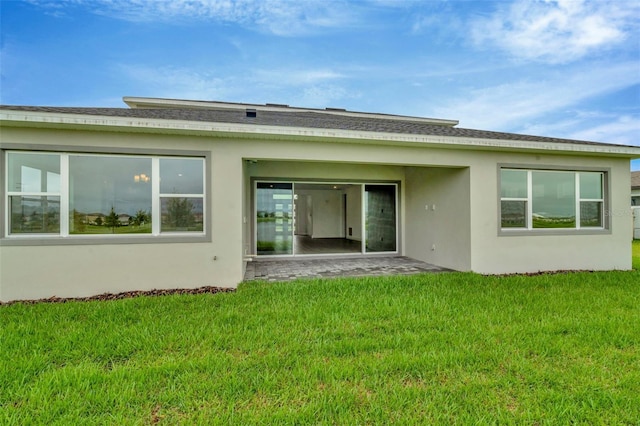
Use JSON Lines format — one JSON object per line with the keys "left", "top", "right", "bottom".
{"left": 1, "top": 124, "right": 636, "bottom": 302}
{"left": 468, "top": 153, "right": 632, "bottom": 274}
{"left": 404, "top": 166, "right": 472, "bottom": 271}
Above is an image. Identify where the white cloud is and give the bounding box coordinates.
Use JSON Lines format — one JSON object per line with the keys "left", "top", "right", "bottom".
{"left": 117, "top": 64, "right": 356, "bottom": 106}
{"left": 471, "top": 0, "right": 638, "bottom": 64}
{"left": 430, "top": 61, "right": 640, "bottom": 133}
{"left": 568, "top": 114, "right": 640, "bottom": 146}
{"left": 117, "top": 65, "right": 235, "bottom": 100}
{"left": 300, "top": 85, "right": 358, "bottom": 108}
{"left": 26, "top": 0, "right": 360, "bottom": 36}
{"left": 252, "top": 69, "right": 345, "bottom": 86}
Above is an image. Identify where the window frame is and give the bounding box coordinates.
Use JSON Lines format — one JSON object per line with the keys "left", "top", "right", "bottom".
{"left": 498, "top": 164, "right": 610, "bottom": 236}
{"left": 1, "top": 145, "right": 211, "bottom": 246}
{"left": 6, "top": 151, "right": 63, "bottom": 235}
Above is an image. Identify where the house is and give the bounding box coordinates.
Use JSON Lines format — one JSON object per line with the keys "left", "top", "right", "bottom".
{"left": 632, "top": 171, "right": 640, "bottom": 239}
{"left": 1, "top": 97, "right": 639, "bottom": 302}
{"left": 631, "top": 171, "right": 640, "bottom": 206}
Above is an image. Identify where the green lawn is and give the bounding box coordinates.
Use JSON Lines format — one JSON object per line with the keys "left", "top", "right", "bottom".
{"left": 633, "top": 239, "right": 640, "bottom": 270}
{"left": 2, "top": 270, "right": 639, "bottom": 424}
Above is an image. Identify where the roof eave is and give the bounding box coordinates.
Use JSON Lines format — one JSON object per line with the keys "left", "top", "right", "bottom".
{"left": 2, "top": 110, "right": 640, "bottom": 158}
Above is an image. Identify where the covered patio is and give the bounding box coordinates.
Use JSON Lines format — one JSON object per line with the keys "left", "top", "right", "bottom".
{"left": 243, "top": 256, "right": 450, "bottom": 282}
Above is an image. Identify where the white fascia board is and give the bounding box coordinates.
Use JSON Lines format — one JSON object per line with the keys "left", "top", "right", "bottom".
{"left": 2, "top": 109, "right": 640, "bottom": 158}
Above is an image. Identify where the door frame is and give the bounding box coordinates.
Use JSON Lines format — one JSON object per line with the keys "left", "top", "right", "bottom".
{"left": 253, "top": 179, "right": 399, "bottom": 257}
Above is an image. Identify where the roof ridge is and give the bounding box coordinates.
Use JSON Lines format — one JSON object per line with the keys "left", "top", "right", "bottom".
{"left": 122, "top": 96, "right": 460, "bottom": 127}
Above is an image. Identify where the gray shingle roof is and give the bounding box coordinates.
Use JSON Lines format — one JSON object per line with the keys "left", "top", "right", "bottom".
{"left": 0, "top": 104, "right": 635, "bottom": 149}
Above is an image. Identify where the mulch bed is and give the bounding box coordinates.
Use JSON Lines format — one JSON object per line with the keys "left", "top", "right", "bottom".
{"left": 0, "top": 286, "right": 235, "bottom": 306}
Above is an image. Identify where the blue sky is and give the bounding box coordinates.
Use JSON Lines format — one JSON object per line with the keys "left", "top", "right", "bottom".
{"left": 1, "top": 0, "right": 639, "bottom": 169}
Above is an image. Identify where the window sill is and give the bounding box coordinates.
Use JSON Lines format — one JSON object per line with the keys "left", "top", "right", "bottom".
{"left": 0, "top": 233, "right": 211, "bottom": 246}
{"left": 498, "top": 228, "right": 610, "bottom": 237}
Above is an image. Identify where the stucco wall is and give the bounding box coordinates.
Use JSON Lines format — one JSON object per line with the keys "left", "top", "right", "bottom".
{"left": 404, "top": 167, "right": 471, "bottom": 271}
{"left": 1, "top": 127, "right": 244, "bottom": 302}
{"left": 1, "top": 125, "right": 634, "bottom": 301}
{"left": 468, "top": 152, "right": 632, "bottom": 274}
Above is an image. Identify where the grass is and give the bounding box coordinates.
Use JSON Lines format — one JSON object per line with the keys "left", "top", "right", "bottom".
{"left": 633, "top": 239, "right": 640, "bottom": 270}
{"left": 2, "top": 270, "right": 639, "bottom": 425}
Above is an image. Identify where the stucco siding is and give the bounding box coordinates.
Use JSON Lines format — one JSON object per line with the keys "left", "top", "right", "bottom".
{"left": 1, "top": 128, "right": 243, "bottom": 301}
{"left": 469, "top": 153, "right": 631, "bottom": 274}
{"left": 404, "top": 167, "right": 471, "bottom": 271}
{"left": 0, "top": 243, "right": 232, "bottom": 301}
{"left": 1, "top": 124, "right": 635, "bottom": 301}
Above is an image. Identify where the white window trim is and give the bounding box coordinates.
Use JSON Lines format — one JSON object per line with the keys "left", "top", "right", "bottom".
{"left": 2, "top": 148, "right": 210, "bottom": 245}
{"left": 499, "top": 166, "right": 609, "bottom": 235}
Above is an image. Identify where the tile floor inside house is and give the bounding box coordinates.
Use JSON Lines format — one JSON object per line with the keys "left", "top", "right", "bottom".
{"left": 243, "top": 256, "right": 450, "bottom": 282}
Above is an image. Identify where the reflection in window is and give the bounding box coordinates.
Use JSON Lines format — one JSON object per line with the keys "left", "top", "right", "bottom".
{"left": 69, "top": 155, "right": 152, "bottom": 234}
{"left": 160, "top": 158, "right": 204, "bottom": 194}
{"left": 256, "top": 182, "right": 293, "bottom": 255}
{"left": 532, "top": 171, "right": 575, "bottom": 228}
{"left": 365, "top": 184, "right": 397, "bottom": 252}
{"left": 7, "top": 153, "right": 61, "bottom": 234}
{"left": 161, "top": 198, "right": 204, "bottom": 232}
{"left": 500, "top": 169, "right": 605, "bottom": 230}
{"left": 4, "top": 151, "right": 206, "bottom": 238}
{"left": 579, "top": 172, "right": 604, "bottom": 228}
{"left": 10, "top": 196, "right": 60, "bottom": 234}
{"left": 501, "top": 200, "right": 526, "bottom": 228}
{"left": 500, "top": 169, "right": 527, "bottom": 198}
{"left": 159, "top": 158, "right": 205, "bottom": 233}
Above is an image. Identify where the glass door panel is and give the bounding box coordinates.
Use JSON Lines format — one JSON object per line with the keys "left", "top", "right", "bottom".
{"left": 365, "top": 184, "right": 397, "bottom": 253}
{"left": 256, "top": 182, "right": 293, "bottom": 255}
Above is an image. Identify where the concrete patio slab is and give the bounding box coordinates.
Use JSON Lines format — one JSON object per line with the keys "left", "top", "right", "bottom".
{"left": 243, "top": 256, "right": 450, "bottom": 282}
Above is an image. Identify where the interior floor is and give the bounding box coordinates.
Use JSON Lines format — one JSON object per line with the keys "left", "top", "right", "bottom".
{"left": 294, "top": 235, "right": 362, "bottom": 255}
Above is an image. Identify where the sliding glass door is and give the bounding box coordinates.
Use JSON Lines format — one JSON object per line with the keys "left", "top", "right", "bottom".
{"left": 255, "top": 181, "right": 397, "bottom": 256}
{"left": 365, "top": 184, "right": 397, "bottom": 253}
{"left": 256, "top": 182, "right": 293, "bottom": 255}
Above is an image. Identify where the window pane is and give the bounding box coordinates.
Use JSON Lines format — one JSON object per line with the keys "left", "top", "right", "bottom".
{"left": 161, "top": 197, "right": 204, "bottom": 232}
{"left": 532, "top": 171, "right": 576, "bottom": 228}
{"left": 256, "top": 183, "right": 293, "bottom": 255}
{"left": 8, "top": 153, "right": 60, "bottom": 193}
{"left": 69, "top": 155, "right": 152, "bottom": 234}
{"left": 160, "top": 158, "right": 204, "bottom": 194}
{"left": 500, "top": 169, "right": 527, "bottom": 198}
{"left": 580, "top": 172, "right": 603, "bottom": 199}
{"left": 365, "top": 184, "right": 397, "bottom": 252}
{"left": 580, "top": 201, "right": 603, "bottom": 227}
{"left": 501, "top": 200, "right": 527, "bottom": 228}
{"left": 9, "top": 196, "right": 60, "bottom": 234}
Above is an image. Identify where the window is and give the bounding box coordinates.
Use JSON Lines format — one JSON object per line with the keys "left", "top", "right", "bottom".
{"left": 7, "top": 153, "right": 61, "bottom": 234}
{"left": 69, "top": 155, "right": 153, "bottom": 235}
{"left": 5, "top": 151, "right": 205, "bottom": 238}
{"left": 160, "top": 158, "right": 204, "bottom": 232}
{"left": 500, "top": 168, "right": 605, "bottom": 231}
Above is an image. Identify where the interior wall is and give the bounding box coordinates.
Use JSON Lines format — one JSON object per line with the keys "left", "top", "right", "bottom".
{"left": 294, "top": 194, "right": 310, "bottom": 235}
{"left": 404, "top": 167, "right": 472, "bottom": 271}
{"left": 295, "top": 189, "right": 344, "bottom": 238}
{"left": 345, "top": 185, "right": 362, "bottom": 241}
